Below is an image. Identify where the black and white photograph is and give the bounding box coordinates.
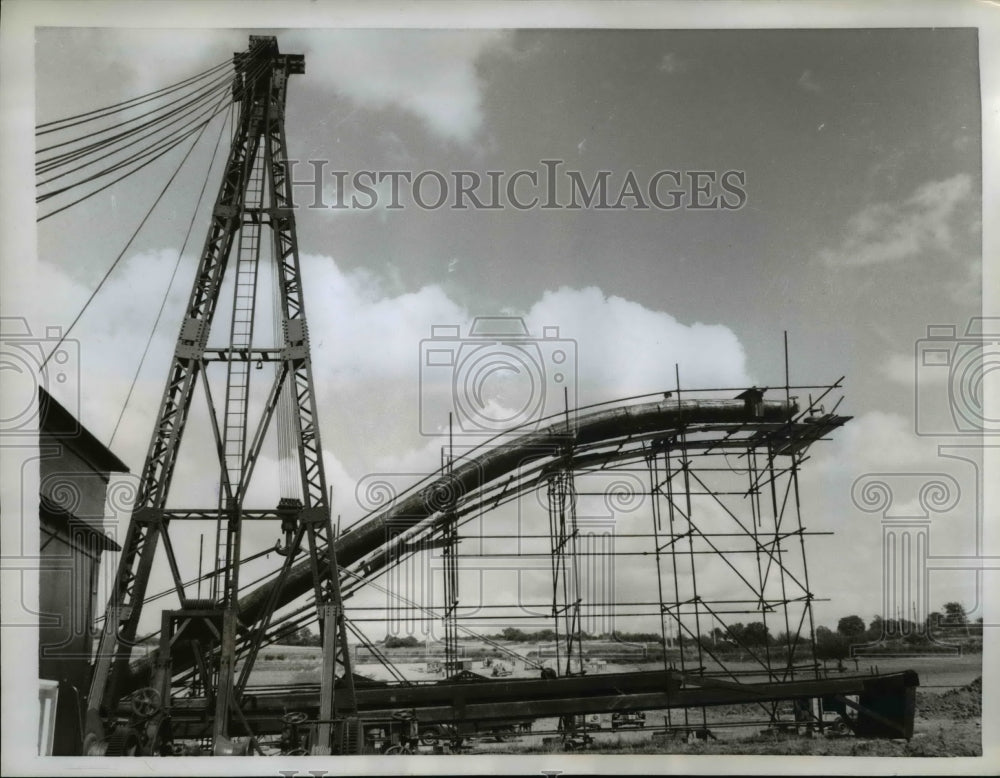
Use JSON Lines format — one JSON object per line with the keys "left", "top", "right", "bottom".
{"left": 1, "top": 1, "right": 997, "bottom": 774}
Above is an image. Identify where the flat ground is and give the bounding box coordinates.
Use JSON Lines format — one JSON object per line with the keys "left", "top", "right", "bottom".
{"left": 243, "top": 646, "right": 982, "bottom": 756}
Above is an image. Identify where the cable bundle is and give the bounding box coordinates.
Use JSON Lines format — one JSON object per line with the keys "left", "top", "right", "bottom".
{"left": 35, "top": 50, "right": 272, "bottom": 222}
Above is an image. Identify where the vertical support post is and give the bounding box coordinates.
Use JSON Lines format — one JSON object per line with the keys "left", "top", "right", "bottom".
{"left": 314, "top": 602, "right": 337, "bottom": 755}
{"left": 747, "top": 444, "right": 779, "bottom": 725}
{"left": 646, "top": 444, "right": 674, "bottom": 729}
{"left": 661, "top": 441, "right": 689, "bottom": 729}
{"left": 546, "top": 461, "right": 584, "bottom": 677}
{"left": 746, "top": 445, "right": 777, "bottom": 686}
{"left": 790, "top": 448, "right": 821, "bottom": 680}
{"left": 674, "top": 365, "right": 708, "bottom": 731}
{"left": 765, "top": 441, "right": 796, "bottom": 682}
{"left": 151, "top": 611, "right": 173, "bottom": 713}
{"left": 442, "top": 513, "right": 460, "bottom": 673}
{"left": 312, "top": 532, "right": 356, "bottom": 754}
{"left": 441, "top": 414, "right": 460, "bottom": 675}
{"left": 212, "top": 608, "right": 238, "bottom": 750}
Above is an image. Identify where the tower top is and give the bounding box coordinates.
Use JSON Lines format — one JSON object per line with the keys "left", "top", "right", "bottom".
{"left": 233, "top": 35, "right": 304, "bottom": 76}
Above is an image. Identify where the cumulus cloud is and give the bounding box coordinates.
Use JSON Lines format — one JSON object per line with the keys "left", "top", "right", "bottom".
{"left": 525, "top": 286, "right": 751, "bottom": 402}
{"left": 298, "top": 262, "right": 753, "bottom": 470}
{"left": 810, "top": 410, "right": 937, "bottom": 476}
{"left": 819, "top": 173, "right": 975, "bottom": 267}
{"left": 283, "top": 30, "right": 509, "bottom": 144}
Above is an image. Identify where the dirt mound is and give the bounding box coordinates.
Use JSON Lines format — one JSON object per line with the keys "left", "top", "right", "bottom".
{"left": 917, "top": 676, "right": 981, "bottom": 720}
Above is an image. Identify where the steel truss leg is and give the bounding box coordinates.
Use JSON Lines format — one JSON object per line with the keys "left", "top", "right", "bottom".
{"left": 82, "top": 37, "right": 362, "bottom": 756}
{"left": 547, "top": 460, "right": 585, "bottom": 678}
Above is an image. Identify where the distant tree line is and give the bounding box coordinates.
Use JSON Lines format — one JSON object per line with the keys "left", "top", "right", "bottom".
{"left": 276, "top": 602, "right": 982, "bottom": 655}
{"left": 485, "top": 627, "right": 666, "bottom": 644}
{"left": 809, "top": 601, "right": 980, "bottom": 658}
{"left": 280, "top": 625, "right": 321, "bottom": 646}
{"left": 382, "top": 635, "right": 422, "bottom": 649}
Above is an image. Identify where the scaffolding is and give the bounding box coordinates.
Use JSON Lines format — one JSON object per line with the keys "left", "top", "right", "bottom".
{"left": 309, "top": 370, "right": 854, "bottom": 738}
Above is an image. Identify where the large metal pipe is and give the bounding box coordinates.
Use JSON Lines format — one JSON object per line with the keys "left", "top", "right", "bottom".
{"left": 165, "top": 669, "right": 919, "bottom": 741}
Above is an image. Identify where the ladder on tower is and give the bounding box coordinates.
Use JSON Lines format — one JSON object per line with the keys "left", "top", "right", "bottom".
{"left": 213, "top": 152, "right": 266, "bottom": 601}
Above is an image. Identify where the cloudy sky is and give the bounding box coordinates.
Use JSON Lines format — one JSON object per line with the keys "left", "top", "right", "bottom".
{"left": 7, "top": 19, "right": 991, "bottom": 643}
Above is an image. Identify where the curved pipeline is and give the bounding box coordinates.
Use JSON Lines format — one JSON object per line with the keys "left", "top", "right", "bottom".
{"left": 240, "top": 397, "right": 797, "bottom": 622}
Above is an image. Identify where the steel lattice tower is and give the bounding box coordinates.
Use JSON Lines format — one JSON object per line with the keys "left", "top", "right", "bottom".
{"left": 84, "top": 36, "right": 356, "bottom": 756}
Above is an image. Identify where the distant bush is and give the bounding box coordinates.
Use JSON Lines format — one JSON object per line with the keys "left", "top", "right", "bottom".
{"left": 276, "top": 626, "right": 321, "bottom": 647}
{"left": 383, "top": 635, "right": 421, "bottom": 649}
{"left": 814, "top": 626, "right": 850, "bottom": 660}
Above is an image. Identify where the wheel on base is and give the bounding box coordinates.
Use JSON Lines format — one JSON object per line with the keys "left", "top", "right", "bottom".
{"left": 130, "top": 687, "right": 162, "bottom": 720}
{"left": 419, "top": 726, "right": 440, "bottom": 746}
